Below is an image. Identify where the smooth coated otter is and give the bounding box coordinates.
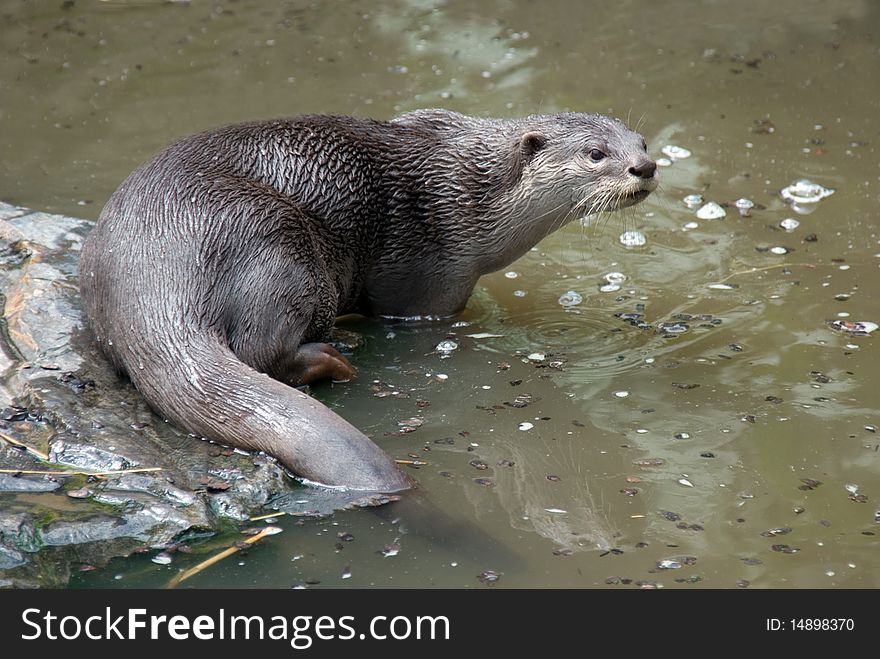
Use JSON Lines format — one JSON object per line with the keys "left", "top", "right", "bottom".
{"left": 79, "top": 109, "right": 657, "bottom": 493}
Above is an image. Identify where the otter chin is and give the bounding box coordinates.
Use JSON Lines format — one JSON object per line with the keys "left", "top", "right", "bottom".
{"left": 79, "top": 109, "right": 657, "bottom": 492}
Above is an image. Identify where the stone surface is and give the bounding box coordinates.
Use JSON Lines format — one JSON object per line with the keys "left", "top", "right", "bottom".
{"left": 0, "top": 202, "right": 317, "bottom": 588}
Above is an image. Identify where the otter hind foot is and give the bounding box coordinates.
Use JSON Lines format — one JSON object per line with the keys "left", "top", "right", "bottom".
{"left": 286, "top": 342, "right": 358, "bottom": 386}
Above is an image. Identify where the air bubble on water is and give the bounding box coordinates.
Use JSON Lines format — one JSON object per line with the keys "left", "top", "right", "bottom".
{"left": 779, "top": 218, "right": 800, "bottom": 231}
{"left": 451, "top": 320, "right": 469, "bottom": 328}
{"left": 604, "top": 272, "right": 627, "bottom": 284}
{"left": 513, "top": 290, "right": 527, "bottom": 297}
{"left": 599, "top": 284, "right": 621, "bottom": 293}
{"left": 678, "top": 478, "right": 694, "bottom": 487}
{"left": 504, "top": 271, "right": 519, "bottom": 279}
{"left": 769, "top": 246, "right": 790, "bottom": 255}
{"left": 734, "top": 198, "right": 755, "bottom": 213}
{"left": 845, "top": 483, "right": 859, "bottom": 494}
{"left": 707, "top": 283, "right": 737, "bottom": 290}
{"left": 656, "top": 157, "right": 673, "bottom": 167}
{"left": 683, "top": 194, "right": 703, "bottom": 208}
{"left": 682, "top": 221, "right": 699, "bottom": 231}
{"left": 662, "top": 145, "right": 692, "bottom": 160}
{"left": 558, "top": 290, "right": 583, "bottom": 307}
{"left": 657, "top": 559, "right": 682, "bottom": 570}
{"left": 519, "top": 422, "right": 534, "bottom": 431}
{"left": 619, "top": 230, "right": 647, "bottom": 247}
{"left": 528, "top": 352, "right": 545, "bottom": 362}
{"left": 613, "top": 390, "right": 630, "bottom": 398}
{"left": 780, "top": 179, "right": 835, "bottom": 205}
{"left": 696, "top": 202, "right": 726, "bottom": 220}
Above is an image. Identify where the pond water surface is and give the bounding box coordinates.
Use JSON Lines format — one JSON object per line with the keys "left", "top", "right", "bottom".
{"left": 1, "top": 0, "right": 879, "bottom": 588}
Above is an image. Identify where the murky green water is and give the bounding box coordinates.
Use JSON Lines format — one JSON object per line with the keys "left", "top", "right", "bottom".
{"left": 2, "top": 0, "right": 879, "bottom": 588}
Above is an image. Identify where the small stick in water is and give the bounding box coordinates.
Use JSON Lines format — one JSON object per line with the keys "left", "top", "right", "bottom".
{"left": 165, "top": 526, "right": 283, "bottom": 589}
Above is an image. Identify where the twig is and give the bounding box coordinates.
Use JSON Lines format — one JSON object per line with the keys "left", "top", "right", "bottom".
{"left": 165, "top": 526, "right": 283, "bottom": 589}
{"left": 0, "top": 467, "right": 162, "bottom": 476}
{"left": 0, "top": 429, "right": 50, "bottom": 461}
{"left": 249, "top": 511, "right": 287, "bottom": 522}
{"left": 715, "top": 262, "right": 818, "bottom": 284}
{"left": 395, "top": 459, "right": 428, "bottom": 466}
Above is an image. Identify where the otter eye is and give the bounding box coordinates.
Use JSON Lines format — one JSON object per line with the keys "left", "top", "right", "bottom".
{"left": 588, "top": 149, "right": 606, "bottom": 162}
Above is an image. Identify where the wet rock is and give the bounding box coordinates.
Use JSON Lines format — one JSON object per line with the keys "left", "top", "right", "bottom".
{"left": 0, "top": 473, "right": 61, "bottom": 492}
{"left": 0, "top": 545, "right": 26, "bottom": 570}
{"left": 0, "top": 202, "right": 323, "bottom": 587}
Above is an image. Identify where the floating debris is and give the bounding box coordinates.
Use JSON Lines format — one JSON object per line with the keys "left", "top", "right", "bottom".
{"left": 397, "top": 417, "right": 424, "bottom": 433}
{"left": 619, "top": 230, "right": 647, "bottom": 247}
{"left": 771, "top": 544, "right": 801, "bottom": 554}
{"left": 558, "top": 290, "right": 583, "bottom": 307}
{"left": 656, "top": 559, "right": 682, "bottom": 570}
{"left": 683, "top": 194, "right": 704, "bottom": 208}
{"left": 435, "top": 339, "right": 458, "bottom": 354}
{"left": 674, "top": 432, "right": 691, "bottom": 440}
{"left": 466, "top": 332, "right": 505, "bottom": 339}
{"left": 477, "top": 570, "right": 501, "bottom": 585}
{"left": 662, "top": 145, "right": 692, "bottom": 160}
{"left": 696, "top": 202, "right": 726, "bottom": 220}
{"left": 544, "top": 508, "right": 568, "bottom": 514}
{"left": 657, "top": 322, "right": 689, "bottom": 335}
{"left": 825, "top": 319, "right": 878, "bottom": 336}
{"left": 527, "top": 352, "right": 546, "bottom": 362}
{"left": 613, "top": 391, "right": 630, "bottom": 398}
{"left": 780, "top": 179, "right": 835, "bottom": 206}
{"left": 505, "top": 393, "right": 533, "bottom": 408}
{"left": 518, "top": 422, "right": 534, "bottom": 431}
{"left": 707, "top": 283, "right": 738, "bottom": 290}
{"left": 682, "top": 221, "right": 699, "bottom": 231}
{"left": 780, "top": 218, "right": 800, "bottom": 231}
{"left": 760, "top": 527, "right": 792, "bottom": 537}
{"left": 381, "top": 543, "right": 400, "bottom": 558}
{"left": 633, "top": 458, "right": 665, "bottom": 467}
{"left": 678, "top": 478, "right": 695, "bottom": 487}
{"left": 845, "top": 483, "right": 859, "bottom": 495}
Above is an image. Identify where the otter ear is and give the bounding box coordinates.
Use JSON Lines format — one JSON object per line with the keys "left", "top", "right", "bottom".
{"left": 520, "top": 131, "right": 547, "bottom": 161}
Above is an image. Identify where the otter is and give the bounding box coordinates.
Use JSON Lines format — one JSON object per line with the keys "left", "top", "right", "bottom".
{"left": 79, "top": 109, "right": 657, "bottom": 493}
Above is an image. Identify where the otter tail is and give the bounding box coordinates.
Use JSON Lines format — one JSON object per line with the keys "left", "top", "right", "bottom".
{"left": 120, "top": 331, "right": 411, "bottom": 493}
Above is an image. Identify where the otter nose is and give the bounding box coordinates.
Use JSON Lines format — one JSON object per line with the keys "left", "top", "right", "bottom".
{"left": 628, "top": 159, "right": 657, "bottom": 180}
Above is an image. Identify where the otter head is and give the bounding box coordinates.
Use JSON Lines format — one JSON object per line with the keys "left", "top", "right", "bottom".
{"left": 510, "top": 113, "right": 658, "bottom": 219}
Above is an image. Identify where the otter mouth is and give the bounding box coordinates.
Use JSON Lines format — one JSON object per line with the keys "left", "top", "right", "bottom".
{"left": 626, "top": 189, "right": 652, "bottom": 202}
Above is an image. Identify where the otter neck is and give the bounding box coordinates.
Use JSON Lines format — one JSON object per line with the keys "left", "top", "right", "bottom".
{"left": 363, "top": 120, "right": 574, "bottom": 317}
